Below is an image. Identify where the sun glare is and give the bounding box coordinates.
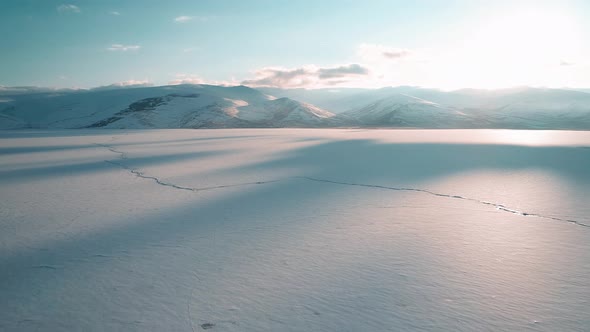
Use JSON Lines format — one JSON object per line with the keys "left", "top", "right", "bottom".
{"left": 434, "top": 7, "right": 582, "bottom": 90}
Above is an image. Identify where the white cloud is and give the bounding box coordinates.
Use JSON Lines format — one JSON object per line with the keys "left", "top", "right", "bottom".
{"left": 174, "top": 16, "right": 193, "bottom": 23}
{"left": 358, "top": 43, "right": 413, "bottom": 62}
{"left": 110, "top": 11, "right": 121, "bottom": 16}
{"left": 107, "top": 44, "right": 141, "bottom": 51}
{"left": 350, "top": 43, "right": 437, "bottom": 88}
{"left": 242, "top": 67, "right": 317, "bottom": 88}
{"left": 174, "top": 15, "right": 212, "bottom": 23}
{"left": 317, "top": 64, "right": 369, "bottom": 79}
{"left": 110, "top": 79, "right": 151, "bottom": 87}
{"left": 242, "top": 64, "right": 370, "bottom": 88}
{"left": 169, "top": 74, "right": 238, "bottom": 86}
{"left": 169, "top": 74, "right": 205, "bottom": 85}
{"left": 560, "top": 60, "right": 575, "bottom": 66}
{"left": 235, "top": 45, "right": 428, "bottom": 89}
{"left": 183, "top": 47, "right": 200, "bottom": 53}
{"left": 91, "top": 80, "right": 153, "bottom": 91}
{"left": 57, "top": 4, "right": 80, "bottom": 13}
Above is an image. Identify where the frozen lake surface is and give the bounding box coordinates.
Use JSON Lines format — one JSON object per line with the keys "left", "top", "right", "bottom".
{"left": 1, "top": 129, "right": 589, "bottom": 331}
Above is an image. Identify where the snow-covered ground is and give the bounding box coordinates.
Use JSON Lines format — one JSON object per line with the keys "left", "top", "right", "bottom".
{"left": 1, "top": 129, "right": 589, "bottom": 331}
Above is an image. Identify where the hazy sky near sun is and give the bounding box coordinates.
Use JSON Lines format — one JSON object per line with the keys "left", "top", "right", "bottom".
{"left": 1, "top": 0, "right": 589, "bottom": 89}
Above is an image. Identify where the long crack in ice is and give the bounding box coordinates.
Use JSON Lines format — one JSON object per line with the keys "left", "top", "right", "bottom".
{"left": 96, "top": 139, "right": 588, "bottom": 229}
{"left": 297, "top": 176, "right": 590, "bottom": 228}
{"left": 96, "top": 141, "right": 280, "bottom": 193}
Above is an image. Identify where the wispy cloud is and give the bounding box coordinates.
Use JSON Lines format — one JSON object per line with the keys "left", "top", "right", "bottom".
{"left": 317, "top": 64, "right": 369, "bottom": 79}
{"left": 110, "top": 11, "right": 121, "bottom": 16}
{"left": 239, "top": 44, "right": 421, "bottom": 89}
{"left": 174, "top": 15, "right": 193, "bottom": 23}
{"left": 174, "top": 15, "right": 212, "bottom": 23}
{"left": 169, "top": 74, "right": 238, "bottom": 86}
{"left": 110, "top": 79, "right": 151, "bottom": 87}
{"left": 382, "top": 50, "right": 411, "bottom": 59}
{"left": 107, "top": 44, "right": 141, "bottom": 51}
{"left": 91, "top": 80, "right": 153, "bottom": 91}
{"left": 57, "top": 4, "right": 80, "bottom": 13}
{"left": 169, "top": 74, "right": 205, "bottom": 85}
{"left": 358, "top": 43, "right": 413, "bottom": 62}
{"left": 242, "top": 64, "right": 370, "bottom": 88}
{"left": 183, "top": 47, "right": 200, "bottom": 53}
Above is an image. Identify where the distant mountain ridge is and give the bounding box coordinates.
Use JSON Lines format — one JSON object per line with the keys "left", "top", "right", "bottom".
{"left": 265, "top": 86, "right": 590, "bottom": 129}
{"left": 0, "top": 84, "right": 336, "bottom": 129}
{"left": 1, "top": 84, "right": 589, "bottom": 130}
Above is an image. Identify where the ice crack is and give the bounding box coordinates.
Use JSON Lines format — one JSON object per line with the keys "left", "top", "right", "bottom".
{"left": 96, "top": 140, "right": 280, "bottom": 193}
{"left": 296, "top": 176, "right": 589, "bottom": 228}
{"left": 96, "top": 139, "right": 588, "bottom": 228}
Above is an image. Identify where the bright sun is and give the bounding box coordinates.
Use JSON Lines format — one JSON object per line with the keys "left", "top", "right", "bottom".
{"left": 435, "top": 7, "right": 582, "bottom": 89}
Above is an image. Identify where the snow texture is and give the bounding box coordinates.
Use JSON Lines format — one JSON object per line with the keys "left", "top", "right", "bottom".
{"left": 1, "top": 128, "right": 590, "bottom": 331}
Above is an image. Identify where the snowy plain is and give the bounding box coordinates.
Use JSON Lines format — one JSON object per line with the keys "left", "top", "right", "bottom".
{"left": 1, "top": 128, "right": 589, "bottom": 331}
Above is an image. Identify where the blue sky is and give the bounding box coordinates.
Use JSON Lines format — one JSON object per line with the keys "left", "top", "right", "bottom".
{"left": 1, "top": 0, "right": 589, "bottom": 89}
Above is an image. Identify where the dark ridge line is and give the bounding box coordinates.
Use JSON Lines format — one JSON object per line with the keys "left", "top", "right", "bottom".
{"left": 296, "top": 176, "right": 590, "bottom": 228}
{"left": 46, "top": 102, "right": 119, "bottom": 128}
{"left": 96, "top": 142, "right": 281, "bottom": 193}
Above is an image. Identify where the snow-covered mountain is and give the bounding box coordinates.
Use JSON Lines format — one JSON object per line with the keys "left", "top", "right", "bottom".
{"left": 259, "top": 86, "right": 461, "bottom": 113}
{"left": 1, "top": 84, "right": 590, "bottom": 129}
{"left": 0, "top": 84, "right": 336, "bottom": 129}
{"left": 448, "top": 88, "right": 590, "bottom": 129}
{"left": 336, "top": 93, "right": 480, "bottom": 128}
{"left": 328, "top": 87, "right": 590, "bottom": 129}
{"left": 258, "top": 87, "right": 369, "bottom": 113}
{"left": 327, "top": 87, "right": 590, "bottom": 129}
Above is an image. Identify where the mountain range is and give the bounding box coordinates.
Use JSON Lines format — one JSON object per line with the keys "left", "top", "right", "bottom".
{"left": 1, "top": 84, "right": 589, "bottom": 130}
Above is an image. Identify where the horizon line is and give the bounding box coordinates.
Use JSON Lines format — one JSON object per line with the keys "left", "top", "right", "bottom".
{"left": 2, "top": 83, "right": 590, "bottom": 94}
